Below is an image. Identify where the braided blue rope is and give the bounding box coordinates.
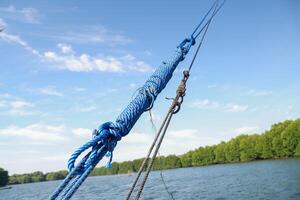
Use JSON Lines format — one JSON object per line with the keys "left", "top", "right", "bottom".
{"left": 49, "top": 37, "right": 195, "bottom": 200}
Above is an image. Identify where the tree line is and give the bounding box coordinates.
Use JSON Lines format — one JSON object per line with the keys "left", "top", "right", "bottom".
{"left": 0, "top": 168, "right": 8, "bottom": 187}
{"left": 4, "top": 118, "right": 300, "bottom": 185}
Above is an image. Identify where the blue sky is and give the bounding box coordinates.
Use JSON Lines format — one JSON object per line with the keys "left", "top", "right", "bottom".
{"left": 0, "top": 0, "right": 299, "bottom": 174}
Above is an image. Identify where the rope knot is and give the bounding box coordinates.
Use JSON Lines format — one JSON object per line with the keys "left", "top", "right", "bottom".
{"left": 67, "top": 121, "right": 121, "bottom": 173}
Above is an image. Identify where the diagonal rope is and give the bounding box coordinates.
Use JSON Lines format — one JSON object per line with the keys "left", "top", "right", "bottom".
{"left": 148, "top": 110, "right": 175, "bottom": 200}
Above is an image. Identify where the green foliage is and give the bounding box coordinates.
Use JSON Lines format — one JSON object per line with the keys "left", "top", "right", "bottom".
{"left": 295, "top": 142, "right": 300, "bottom": 157}
{"left": 0, "top": 168, "right": 9, "bottom": 187}
{"left": 132, "top": 158, "right": 145, "bottom": 172}
{"left": 282, "top": 119, "right": 300, "bottom": 156}
{"left": 9, "top": 170, "right": 67, "bottom": 184}
{"left": 214, "top": 142, "right": 226, "bottom": 163}
{"left": 270, "top": 120, "right": 292, "bottom": 157}
{"left": 7, "top": 118, "right": 300, "bottom": 185}
{"left": 239, "top": 135, "right": 259, "bottom": 161}
{"left": 256, "top": 133, "right": 273, "bottom": 159}
{"left": 118, "top": 161, "right": 134, "bottom": 174}
{"left": 45, "top": 170, "right": 68, "bottom": 181}
{"left": 91, "top": 167, "right": 108, "bottom": 176}
{"left": 180, "top": 151, "right": 193, "bottom": 167}
{"left": 192, "top": 146, "right": 215, "bottom": 166}
{"left": 225, "top": 138, "right": 240, "bottom": 162}
{"left": 163, "top": 155, "right": 182, "bottom": 169}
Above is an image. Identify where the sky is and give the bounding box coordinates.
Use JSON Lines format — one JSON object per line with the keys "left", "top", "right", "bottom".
{"left": 0, "top": 0, "right": 299, "bottom": 174}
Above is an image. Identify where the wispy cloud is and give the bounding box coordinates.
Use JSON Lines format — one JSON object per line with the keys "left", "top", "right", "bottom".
{"left": 10, "top": 100, "right": 33, "bottom": 109}
{"left": 97, "top": 88, "right": 118, "bottom": 97}
{"left": 0, "top": 95, "right": 35, "bottom": 116}
{"left": 190, "top": 99, "right": 248, "bottom": 113}
{"left": 129, "top": 83, "right": 137, "bottom": 89}
{"left": 191, "top": 99, "right": 219, "bottom": 109}
{"left": 73, "top": 87, "right": 87, "bottom": 92}
{"left": 38, "top": 86, "right": 63, "bottom": 97}
{"left": 224, "top": 103, "right": 248, "bottom": 112}
{"left": 41, "top": 155, "right": 69, "bottom": 162}
{"left": 0, "top": 18, "right": 6, "bottom": 28}
{"left": 0, "top": 124, "right": 67, "bottom": 142}
{"left": 243, "top": 89, "right": 273, "bottom": 96}
{"left": 72, "top": 128, "right": 92, "bottom": 138}
{"left": 0, "top": 26, "right": 41, "bottom": 56}
{"left": 51, "top": 26, "right": 131, "bottom": 46}
{"left": 76, "top": 106, "right": 97, "bottom": 112}
{"left": 0, "top": 5, "right": 40, "bottom": 24}
{"left": 0, "top": 23, "right": 152, "bottom": 73}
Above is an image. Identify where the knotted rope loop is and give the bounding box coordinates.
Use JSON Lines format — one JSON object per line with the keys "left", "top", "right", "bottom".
{"left": 67, "top": 121, "right": 120, "bottom": 173}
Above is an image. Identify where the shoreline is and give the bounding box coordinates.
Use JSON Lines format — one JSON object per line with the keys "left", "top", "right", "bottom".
{"left": 7, "top": 157, "right": 299, "bottom": 186}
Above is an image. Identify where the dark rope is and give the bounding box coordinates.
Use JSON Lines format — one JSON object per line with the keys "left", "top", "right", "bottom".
{"left": 127, "top": 3, "right": 225, "bottom": 200}
{"left": 188, "top": 1, "right": 219, "bottom": 71}
{"left": 191, "top": 0, "right": 218, "bottom": 37}
{"left": 125, "top": 1, "right": 225, "bottom": 199}
{"left": 149, "top": 111, "right": 175, "bottom": 200}
{"left": 125, "top": 111, "right": 171, "bottom": 200}
{"left": 194, "top": 0, "right": 226, "bottom": 39}
{"left": 134, "top": 71, "right": 189, "bottom": 200}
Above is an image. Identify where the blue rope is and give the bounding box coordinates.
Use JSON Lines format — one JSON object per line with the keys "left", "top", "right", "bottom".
{"left": 48, "top": 37, "right": 195, "bottom": 200}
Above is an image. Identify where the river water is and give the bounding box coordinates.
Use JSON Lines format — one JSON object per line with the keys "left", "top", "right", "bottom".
{"left": 1, "top": 158, "right": 300, "bottom": 200}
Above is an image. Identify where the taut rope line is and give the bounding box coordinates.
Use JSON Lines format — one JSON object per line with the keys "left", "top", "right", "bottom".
{"left": 126, "top": 1, "right": 225, "bottom": 199}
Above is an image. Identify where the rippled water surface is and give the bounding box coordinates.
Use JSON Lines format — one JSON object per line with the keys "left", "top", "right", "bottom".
{"left": 1, "top": 158, "right": 300, "bottom": 200}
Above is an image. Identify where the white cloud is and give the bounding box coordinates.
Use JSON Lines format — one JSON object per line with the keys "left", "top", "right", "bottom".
{"left": 244, "top": 89, "right": 272, "bottom": 96}
{"left": 10, "top": 100, "right": 33, "bottom": 109}
{"left": 74, "top": 87, "right": 87, "bottom": 92}
{"left": 0, "top": 18, "right": 6, "bottom": 28}
{"left": 0, "top": 124, "right": 67, "bottom": 142}
{"left": 44, "top": 46, "right": 152, "bottom": 73}
{"left": 72, "top": 128, "right": 92, "bottom": 138}
{"left": 190, "top": 99, "right": 249, "bottom": 113}
{"left": 225, "top": 104, "right": 248, "bottom": 112}
{"left": 0, "top": 95, "right": 35, "bottom": 116}
{"left": 234, "top": 126, "right": 260, "bottom": 135}
{"left": 57, "top": 43, "right": 73, "bottom": 54}
{"left": 38, "top": 86, "right": 63, "bottom": 97}
{"left": 0, "top": 100, "right": 6, "bottom": 108}
{"left": 190, "top": 99, "right": 219, "bottom": 109}
{"left": 0, "top": 5, "right": 40, "bottom": 24}
{"left": 0, "top": 23, "right": 151, "bottom": 73}
{"left": 129, "top": 83, "right": 137, "bottom": 89}
{"left": 41, "top": 155, "right": 69, "bottom": 161}
{"left": 76, "top": 106, "right": 97, "bottom": 112}
{"left": 7, "top": 109, "right": 34, "bottom": 116}
{"left": 44, "top": 50, "right": 123, "bottom": 72}
{"left": 0, "top": 93, "right": 14, "bottom": 98}
{"left": 168, "top": 129, "right": 199, "bottom": 139}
